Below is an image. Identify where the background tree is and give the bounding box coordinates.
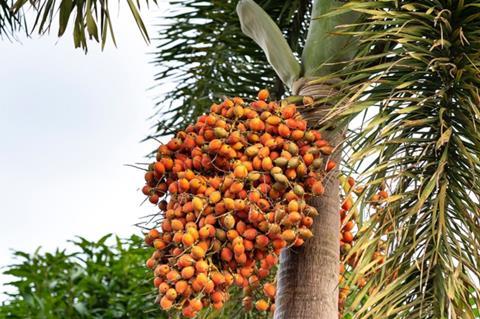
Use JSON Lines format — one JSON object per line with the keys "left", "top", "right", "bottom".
{"left": 0, "top": 235, "right": 165, "bottom": 319}
{"left": 0, "top": 234, "right": 264, "bottom": 319}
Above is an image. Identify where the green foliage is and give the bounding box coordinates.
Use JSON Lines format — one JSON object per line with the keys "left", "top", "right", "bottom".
{"left": 149, "top": 0, "right": 311, "bottom": 137}
{"left": 0, "top": 234, "right": 266, "bottom": 319}
{"left": 0, "top": 0, "right": 156, "bottom": 50}
{"left": 0, "top": 234, "right": 166, "bottom": 319}
{"left": 329, "top": 0, "right": 480, "bottom": 318}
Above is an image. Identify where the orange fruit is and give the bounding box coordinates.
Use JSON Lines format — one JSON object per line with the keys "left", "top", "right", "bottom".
{"left": 249, "top": 118, "right": 265, "bottom": 131}
{"left": 160, "top": 296, "right": 173, "bottom": 310}
{"left": 209, "top": 191, "right": 221, "bottom": 204}
{"left": 263, "top": 283, "right": 276, "bottom": 299}
{"left": 181, "top": 266, "right": 195, "bottom": 279}
{"left": 281, "top": 229, "right": 296, "bottom": 242}
{"left": 343, "top": 231, "right": 354, "bottom": 243}
{"left": 159, "top": 282, "right": 170, "bottom": 294}
{"left": 257, "top": 89, "right": 269, "bottom": 100}
{"left": 175, "top": 280, "right": 188, "bottom": 294}
{"left": 182, "top": 233, "right": 195, "bottom": 247}
{"left": 146, "top": 258, "right": 155, "bottom": 269}
{"left": 166, "top": 288, "right": 177, "bottom": 301}
{"left": 234, "top": 164, "right": 248, "bottom": 178}
{"left": 312, "top": 181, "right": 325, "bottom": 195}
{"left": 326, "top": 160, "right": 336, "bottom": 172}
{"left": 153, "top": 162, "right": 165, "bottom": 176}
{"left": 255, "top": 299, "right": 269, "bottom": 311}
{"left": 278, "top": 123, "right": 291, "bottom": 137}
{"left": 281, "top": 104, "right": 296, "bottom": 119}
{"left": 189, "top": 299, "right": 203, "bottom": 312}
{"left": 191, "top": 245, "right": 205, "bottom": 259}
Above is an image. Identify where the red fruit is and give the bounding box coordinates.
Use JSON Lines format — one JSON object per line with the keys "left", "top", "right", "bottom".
{"left": 243, "top": 228, "right": 258, "bottom": 241}
{"left": 221, "top": 247, "right": 233, "bottom": 262}
{"left": 182, "top": 306, "right": 196, "bottom": 318}
{"left": 347, "top": 176, "right": 355, "bottom": 187}
{"left": 342, "top": 198, "right": 353, "bottom": 211}
{"left": 149, "top": 194, "right": 159, "bottom": 204}
{"left": 343, "top": 231, "right": 354, "bottom": 243}
{"left": 343, "top": 220, "right": 355, "bottom": 231}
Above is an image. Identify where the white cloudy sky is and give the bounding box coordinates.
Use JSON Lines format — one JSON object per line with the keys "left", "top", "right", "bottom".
{"left": 0, "top": 4, "right": 170, "bottom": 296}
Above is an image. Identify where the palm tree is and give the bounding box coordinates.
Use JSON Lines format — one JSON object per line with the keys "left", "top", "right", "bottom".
{"left": 337, "top": 1, "right": 480, "bottom": 318}
{"left": 152, "top": 1, "right": 354, "bottom": 318}
{"left": 0, "top": 0, "right": 156, "bottom": 50}
{"left": 150, "top": 0, "right": 480, "bottom": 318}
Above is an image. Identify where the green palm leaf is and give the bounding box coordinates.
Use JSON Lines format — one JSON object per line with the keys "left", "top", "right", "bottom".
{"left": 333, "top": 1, "right": 480, "bottom": 317}
{"left": 0, "top": 0, "right": 21, "bottom": 37}
{"left": 2, "top": 0, "right": 156, "bottom": 50}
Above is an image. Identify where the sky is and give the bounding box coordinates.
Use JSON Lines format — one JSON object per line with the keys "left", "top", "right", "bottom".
{"left": 0, "top": 4, "right": 169, "bottom": 297}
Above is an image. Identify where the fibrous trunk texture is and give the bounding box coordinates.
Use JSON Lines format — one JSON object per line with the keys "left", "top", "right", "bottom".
{"left": 275, "top": 79, "right": 341, "bottom": 319}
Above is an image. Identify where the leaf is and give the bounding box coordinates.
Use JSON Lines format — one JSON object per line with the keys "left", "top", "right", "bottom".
{"left": 73, "top": 302, "right": 88, "bottom": 315}
{"left": 58, "top": 0, "right": 73, "bottom": 36}
{"left": 436, "top": 127, "right": 452, "bottom": 149}
{"left": 236, "top": 0, "right": 301, "bottom": 90}
{"left": 85, "top": 0, "right": 98, "bottom": 41}
{"left": 126, "top": 0, "right": 150, "bottom": 42}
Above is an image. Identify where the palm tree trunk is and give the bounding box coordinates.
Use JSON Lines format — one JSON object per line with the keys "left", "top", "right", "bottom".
{"left": 275, "top": 80, "right": 341, "bottom": 319}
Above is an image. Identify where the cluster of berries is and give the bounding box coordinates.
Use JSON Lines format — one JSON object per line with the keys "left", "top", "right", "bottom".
{"left": 141, "top": 90, "right": 336, "bottom": 317}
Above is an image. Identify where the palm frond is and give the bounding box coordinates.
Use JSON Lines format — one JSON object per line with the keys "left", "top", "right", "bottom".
{"left": 0, "top": 0, "right": 21, "bottom": 37}
{"left": 8, "top": 0, "right": 156, "bottom": 51}
{"left": 334, "top": 1, "right": 480, "bottom": 318}
{"left": 149, "top": 0, "right": 311, "bottom": 138}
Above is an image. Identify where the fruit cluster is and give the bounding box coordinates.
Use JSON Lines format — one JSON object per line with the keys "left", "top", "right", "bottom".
{"left": 141, "top": 90, "right": 336, "bottom": 317}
